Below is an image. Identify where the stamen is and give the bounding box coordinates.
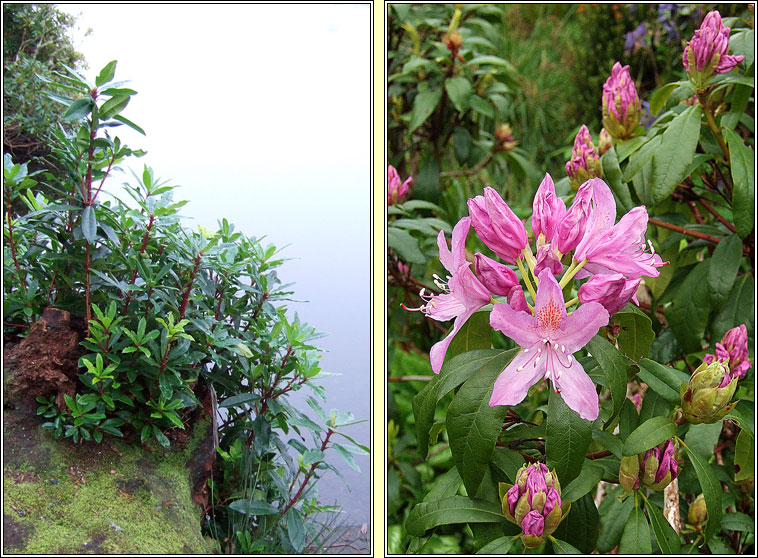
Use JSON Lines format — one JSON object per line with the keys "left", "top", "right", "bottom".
{"left": 647, "top": 239, "right": 656, "bottom": 254}
{"left": 523, "top": 348, "right": 529, "bottom": 353}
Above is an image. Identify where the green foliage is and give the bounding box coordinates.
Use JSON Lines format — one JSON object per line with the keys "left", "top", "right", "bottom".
{"left": 3, "top": 61, "right": 365, "bottom": 554}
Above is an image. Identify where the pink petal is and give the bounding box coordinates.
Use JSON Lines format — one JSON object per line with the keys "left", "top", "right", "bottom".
{"left": 558, "top": 301, "right": 609, "bottom": 352}
{"left": 552, "top": 357, "right": 599, "bottom": 420}
{"left": 489, "top": 345, "right": 546, "bottom": 406}
{"left": 490, "top": 302, "right": 543, "bottom": 349}
{"left": 429, "top": 306, "right": 478, "bottom": 374}
{"left": 533, "top": 270, "right": 567, "bottom": 332}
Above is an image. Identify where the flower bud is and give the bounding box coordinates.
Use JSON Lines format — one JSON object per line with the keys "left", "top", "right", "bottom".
{"left": 566, "top": 125, "right": 603, "bottom": 191}
{"left": 682, "top": 359, "right": 738, "bottom": 424}
{"left": 444, "top": 30, "right": 463, "bottom": 52}
{"left": 620, "top": 455, "right": 640, "bottom": 493}
{"left": 683, "top": 11, "right": 744, "bottom": 86}
{"left": 474, "top": 253, "right": 518, "bottom": 296}
{"left": 687, "top": 494, "right": 707, "bottom": 528}
{"left": 706, "top": 324, "right": 751, "bottom": 380}
{"left": 388, "top": 165, "right": 412, "bottom": 205}
{"left": 622, "top": 440, "right": 679, "bottom": 491}
{"left": 578, "top": 273, "right": 640, "bottom": 316}
{"left": 468, "top": 187, "right": 528, "bottom": 264}
{"left": 554, "top": 180, "right": 592, "bottom": 255}
{"left": 602, "top": 62, "right": 641, "bottom": 140}
{"left": 499, "top": 463, "right": 567, "bottom": 549}
{"left": 598, "top": 128, "right": 613, "bottom": 155}
{"left": 495, "top": 123, "right": 514, "bottom": 144}
{"left": 532, "top": 173, "right": 566, "bottom": 245}
{"left": 534, "top": 244, "right": 563, "bottom": 277}
{"left": 507, "top": 285, "right": 528, "bottom": 313}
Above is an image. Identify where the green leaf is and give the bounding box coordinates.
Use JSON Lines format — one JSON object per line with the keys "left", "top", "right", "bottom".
{"left": 711, "top": 273, "right": 754, "bottom": 344}
{"left": 445, "top": 76, "right": 472, "bottom": 113}
{"left": 333, "top": 443, "right": 361, "bottom": 472}
{"left": 152, "top": 425, "right": 170, "bottom": 448}
{"left": 618, "top": 398, "right": 640, "bottom": 441}
{"left": 476, "top": 535, "right": 517, "bottom": 554}
{"left": 219, "top": 393, "right": 260, "bottom": 408}
{"left": 724, "top": 127, "right": 755, "bottom": 238}
{"left": 586, "top": 336, "right": 628, "bottom": 427}
{"left": 601, "top": 147, "right": 633, "bottom": 213}
{"left": 615, "top": 135, "right": 648, "bottom": 162}
{"left": 683, "top": 444, "right": 722, "bottom": 543}
{"left": 405, "top": 496, "right": 505, "bottom": 537}
{"left": 468, "top": 95, "right": 494, "bottom": 118}
{"left": 684, "top": 422, "right": 723, "bottom": 462}
{"left": 664, "top": 260, "right": 710, "bottom": 354}
{"left": 409, "top": 88, "right": 442, "bottom": 133}
{"left": 619, "top": 501, "right": 652, "bottom": 554}
{"left": 651, "top": 105, "right": 702, "bottom": 205}
{"left": 645, "top": 498, "right": 681, "bottom": 554}
{"left": 229, "top": 499, "right": 279, "bottom": 516}
{"left": 545, "top": 390, "right": 593, "bottom": 486}
{"left": 612, "top": 311, "right": 655, "bottom": 361}
{"left": 561, "top": 462, "right": 604, "bottom": 502}
{"left": 622, "top": 135, "right": 661, "bottom": 183}
{"left": 550, "top": 537, "right": 582, "bottom": 554}
{"left": 413, "top": 349, "right": 515, "bottom": 458}
{"left": 95, "top": 60, "right": 117, "bottom": 86}
{"left": 63, "top": 98, "right": 94, "bottom": 121}
{"left": 597, "top": 491, "right": 635, "bottom": 553}
{"left": 708, "top": 235, "right": 743, "bottom": 310}
{"left": 734, "top": 429, "right": 754, "bottom": 482}
{"left": 622, "top": 417, "right": 676, "bottom": 456}
{"left": 447, "top": 310, "right": 492, "bottom": 358}
{"left": 491, "top": 447, "right": 525, "bottom": 482}
{"left": 81, "top": 205, "right": 97, "bottom": 243}
{"left": 637, "top": 359, "right": 688, "bottom": 402}
{"left": 286, "top": 508, "right": 305, "bottom": 552}
{"left": 387, "top": 227, "right": 425, "bottom": 265}
{"left": 447, "top": 352, "right": 514, "bottom": 495}
{"left": 592, "top": 429, "right": 624, "bottom": 459}
{"left": 649, "top": 81, "right": 684, "bottom": 116}
{"left": 551, "top": 493, "right": 598, "bottom": 553}
{"left": 112, "top": 114, "right": 146, "bottom": 135}
{"left": 453, "top": 126, "right": 472, "bottom": 164}
{"left": 720, "top": 512, "right": 754, "bottom": 532}
{"left": 99, "top": 95, "right": 130, "bottom": 120}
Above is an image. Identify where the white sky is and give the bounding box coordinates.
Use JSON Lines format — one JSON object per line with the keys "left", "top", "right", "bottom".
{"left": 58, "top": 3, "right": 371, "bottom": 521}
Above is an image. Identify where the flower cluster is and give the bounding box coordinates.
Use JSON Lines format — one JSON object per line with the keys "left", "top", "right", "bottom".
{"left": 500, "top": 463, "right": 568, "bottom": 549}
{"left": 683, "top": 10, "right": 744, "bottom": 85}
{"left": 620, "top": 439, "right": 679, "bottom": 492}
{"left": 387, "top": 165, "right": 412, "bottom": 205}
{"left": 408, "top": 174, "right": 664, "bottom": 421}
{"left": 565, "top": 125, "right": 603, "bottom": 191}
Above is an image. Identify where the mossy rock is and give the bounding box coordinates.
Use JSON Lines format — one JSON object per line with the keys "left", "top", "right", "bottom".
{"left": 3, "top": 399, "right": 216, "bottom": 554}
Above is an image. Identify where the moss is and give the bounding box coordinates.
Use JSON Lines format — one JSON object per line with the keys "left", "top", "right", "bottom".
{"left": 3, "top": 416, "right": 214, "bottom": 554}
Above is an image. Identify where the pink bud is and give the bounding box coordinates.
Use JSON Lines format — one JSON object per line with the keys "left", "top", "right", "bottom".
{"left": 565, "top": 126, "right": 601, "bottom": 186}
{"left": 468, "top": 187, "right": 528, "bottom": 264}
{"left": 521, "top": 510, "right": 545, "bottom": 537}
{"left": 474, "top": 253, "right": 518, "bottom": 296}
{"left": 542, "top": 487, "right": 561, "bottom": 517}
{"left": 507, "top": 285, "right": 528, "bottom": 313}
{"left": 578, "top": 273, "right": 640, "bottom": 316}
{"left": 532, "top": 173, "right": 566, "bottom": 243}
{"left": 506, "top": 483, "right": 520, "bottom": 516}
{"left": 602, "top": 62, "right": 641, "bottom": 140}
{"left": 683, "top": 11, "right": 744, "bottom": 75}
{"left": 388, "top": 165, "right": 412, "bottom": 205}
{"left": 720, "top": 324, "right": 750, "bottom": 379}
{"left": 554, "top": 181, "right": 592, "bottom": 254}
{"left": 534, "top": 245, "right": 563, "bottom": 277}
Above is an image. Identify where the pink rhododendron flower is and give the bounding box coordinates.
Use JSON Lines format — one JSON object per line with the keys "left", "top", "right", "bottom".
{"left": 554, "top": 179, "right": 593, "bottom": 255}
{"left": 474, "top": 253, "right": 518, "bottom": 296}
{"left": 683, "top": 10, "right": 744, "bottom": 76}
{"left": 704, "top": 324, "right": 751, "bottom": 379}
{"left": 521, "top": 511, "right": 545, "bottom": 537}
{"left": 578, "top": 273, "right": 641, "bottom": 316}
{"left": 507, "top": 285, "right": 529, "bottom": 313}
{"left": 602, "top": 62, "right": 641, "bottom": 140}
{"left": 406, "top": 217, "right": 491, "bottom": 373}
{"left": 565, "top": 125, "right": 603, "bottom": 190}
{"left": 532, "top": 173, "right": 566, "bottom": 245}
{"left": 388, "top": 165, "right": 412, "bottom": 205}
{"left": 468, "top": 187, "right": 528, "bottom": 264}
{"left": 534, "top": 244, "right": 563, "bottom": 277}
{"left": 489, "top": 269, "right": 609, "bottom": 420}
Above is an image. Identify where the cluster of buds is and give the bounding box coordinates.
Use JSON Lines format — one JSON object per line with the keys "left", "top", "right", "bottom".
{"left": 387, "top": 165, "right": 412, "bottom": 206}
{"left": 494, "top": 123, "right": 518, "bottom": 152}
{"left": 681, "top": 359, "right": 738, "bottom": 424}
{"left": 704, "top": 324, "right": 751, "bottom": 380}
{"left": 683, "top": 10, "right": 744, "bottom": 87}
{"left": 565, "top": 125, "right": 603, "bottom": 190}
{"left": 500, "top": 463, "right": 569, "bottom": 549}
{"left": 443, "top": 7, "right": 464, "bottom": 61}
{"left": 620, "top": 439, "right": 679, "bottom": 492}
{"left": 602, "top": 62, "right": 641, "bottom": 141}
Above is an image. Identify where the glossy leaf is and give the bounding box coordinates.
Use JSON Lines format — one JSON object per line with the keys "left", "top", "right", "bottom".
{"left": 229, "top": 499, "right": 279, "bottom": 516}
{"left": 476, "top": 535, "right": 517, "bottom": 554}
{"left": 710, "top": 273, "right": 754, "bottom": 344}
{"left": 545, "top": 390, "right": 592, "bottom": 486}
{"left": 619, "top": 501, "right": 652, "bottom": 554}
{"left": 596, "top": 491, "right": 634, "bottom": 553}
{"left": 708, "top": 234, "right": 743, "bottom": 310}
{"left": 637, "top": 359, "right": 688, "bottom": 402}
{"left": 601, "top": 146, "right": 634, "bottom": 213}
{"left": 63, "top": 98, "right": 93, "bottom": 121}
{"left": 551, "top": 493, "right": 598, "bottom": 553}
{"left": 664, "top": 261, "right": 710, "bottom": 354}
{"left": 586, "top": 335, "right": 628, "bottom": 427}
{"left": 405, "top": 496, "right": 506, "bottom": 537}
{"left": 645, "top": 498, "right": 681, "bottom": 554}
{"left": 81, "top": 205, "right": 97, "bottom": 243}
{"left": 622, "top": 417, "right": 676, "bottom": 456}
{"left": 561, "top": 462, "right": 604, "bottom": 502}
{"left": 447, "top": 310, "right": 492, "bottom": 359}
{"left": 445, "top": 76, "right": 472, "bottom": 113}
{"left": 550, "top": 537, "right": 582, "bottom": 554}
{"left": 724, "top": 127, "right": 755, "bottom": 238}
{"left": 683, "top": 444, "right": 722, "bottom": 543}
{"left": 734, "top": 428, "right": 754, "bottom": 482}
{"left": 409, "top": 87, "right": 442, "bottom": 133}
{"left": 651, "top": 105, "right": 701, "bottom": 205}
{"left": 612, "top": 310, "right": 655, "bottom": 361}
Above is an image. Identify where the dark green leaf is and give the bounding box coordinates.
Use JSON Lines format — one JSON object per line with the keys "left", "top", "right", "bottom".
{"left": 586, "top": 336, "right": 628, "bottom": 427}
{"left": 645, "top": 498, "right": 681, "bottom": 554}
{"left": 551, "top": 493, "right": 598, "bottom": 553}
{"left": 664, "top": 260, "right": 710, "bottom": 354}
{"left": 601, "top": 147, "right": 634, "bottom": 212}
{"left": 711, "top": 273, "right": 754, "bottom": 345}
{"left": 637, "top": 359, "right": 688, "bottom": 402}
{"left": 724, "top": 127, "right": 755, "bottom": 238}
{"left": 219, "top": 392, "right": 260, "bottom": 408}
{"left": 99, "top": 95, "right": 130, "bottom": 120}
{"left": 447, "top": 351, "right": 514, "bottom": 495}
{"left": 63, "top": 98, "right": 93, "bottom": 121}
{"left": 81, "top": 205, "right": 97, "bottom": 244}
{"left": 623, "top": 135, "right": 661, "bottom": 183}
{"left": 622, "top": 417, "right": 676, "bottom": 456}
{"left": 448, "top": 310, "right": 492, "bottom": 359}
{"left": 649, "top": 82, "right": 685, "bottom": 116}
{"left": 720, "top": 512, "right": 754, "bottom": 532}
{"left": 388, "top": 227, "right": 425, "bottom": 264}
{"left": 683, "top": 444, "right": 722, "bottom": 543}
{"left": 597, "top": 491, "right": 634, "bottom": 553}
{"left": 152, "top": 425, "right": 170, "bottom": 448}
{"left": 453, "top": 126, "right": 472, "bottom": 164}
{"left": 550, "top": 537, "right": 582, "bottom": 554}
{"left": 545, "top": 390, "right": 593, "bottom": 485}
{"left": 95, "top": 60, "right": 117, "bottom": 86}
{"left": 734, "top": 428, "right": 754, "bottom": 482}
{"left": 409, "top": 88, "right": 442, "bottom": 133}
{"left": 333, "top": 443, "right": 361, "bottom": 472}
{"left": 286, "top": 508, "right": 305, "bottom": 552}
{"left": 684, "top": 422, "right": 723, "bottom": 462}
{"left": 229, "top": 499, "right": 279, "bottom": 516}
{"left": 612, "top": 311, "right": 655, "bottom": 361}
{"left": 405, "top": 496, "right": 506, "bottom": 537}
{"left": 476, "top": 535, "right": 517, "bottom": 554}
{"left": 618, "top": 398, "right": 640, "bottom": 441}
{"left": 709, "top": 235, "right": 744, "bottom": 310}
{"left": 651, "top": 105, "right": 701, "bottom": 205}
{"left": 112, "top": 114, "right": 146, "bottom": 135}
{"left": 619, "top": 501, "right": 652, "bottom": 554}
{"left": 592, "top": 429, "right": 624, "bottom": 459}
{"left": 445, "top": 76, "right": 472, "bottom": 113}
{"left": 562, "top": 462, "right": 604, "bottom": 502}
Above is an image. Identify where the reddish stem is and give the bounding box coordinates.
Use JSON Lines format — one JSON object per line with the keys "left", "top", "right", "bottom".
{"left": 178, "top": 253, "right": 203, "bottom": 320}
{"left": 280, "top": 429, "right": 334, "bottom": 516}
{"left": 4, "top": 185, "right": 27, "bottom": 295}
{"left": 698, "top": 198, "right": 738, "bottom": 234}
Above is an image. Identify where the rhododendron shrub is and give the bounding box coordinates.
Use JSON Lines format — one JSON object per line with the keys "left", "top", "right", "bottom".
{"left": 391, "top": 7, "right": 753, "bottom": 555}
